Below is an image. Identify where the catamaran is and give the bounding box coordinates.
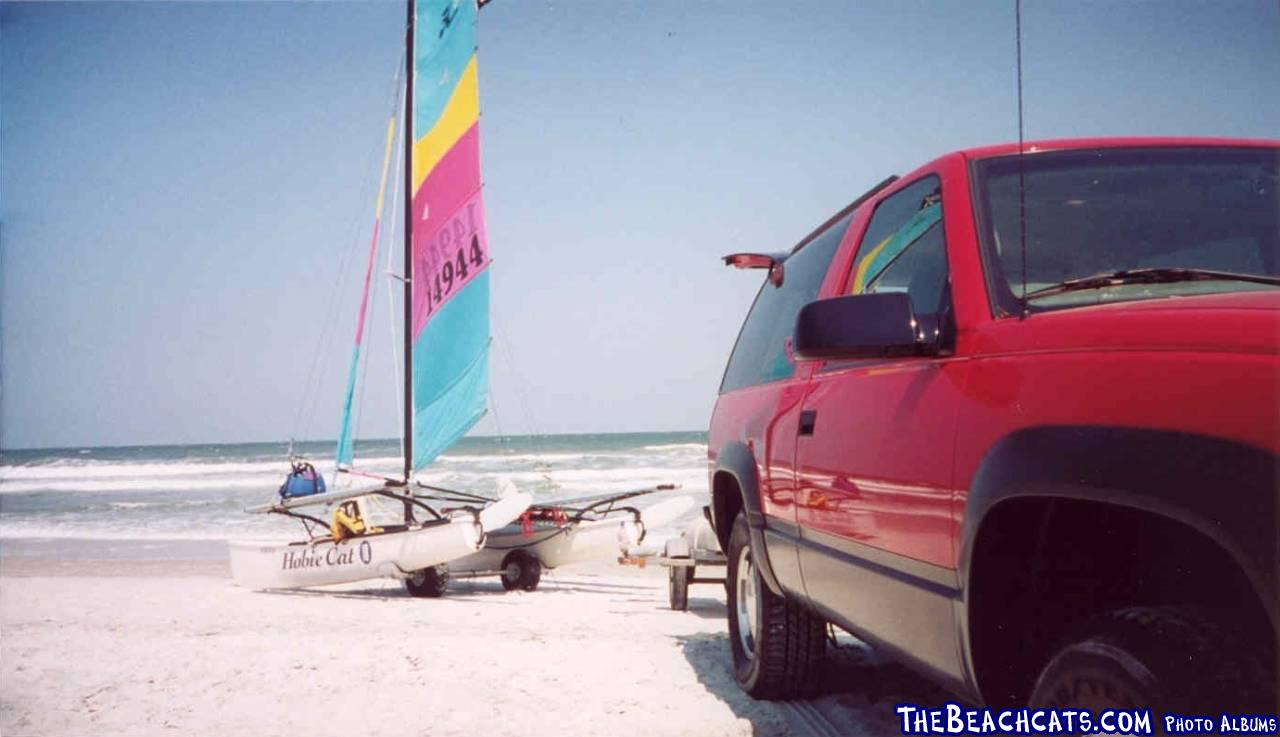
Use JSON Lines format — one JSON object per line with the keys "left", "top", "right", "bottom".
{"left": 230, "top": 0, "right": 692, "bottom": 596}
{"left": 419, "top": 486, "right": 694, "bottom": 592}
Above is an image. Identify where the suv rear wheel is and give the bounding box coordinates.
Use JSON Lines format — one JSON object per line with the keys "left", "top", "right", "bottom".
{"left": 726, "top": 511, "right": 825, "bottom": 699}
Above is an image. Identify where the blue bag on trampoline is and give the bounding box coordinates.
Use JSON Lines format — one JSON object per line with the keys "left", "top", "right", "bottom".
{"left": 279, "top": 463, "right": 326, "bottom": 499}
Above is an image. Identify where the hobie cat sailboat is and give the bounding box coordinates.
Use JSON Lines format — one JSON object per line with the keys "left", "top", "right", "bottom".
{"left": 230, "top": 0, "right": 694, "bottom": 596}
{"left": 230, "top": 0, "right": 532, "bottom": 594}
{"left": 419, "top": 485, "right": 695, "bottom": 591}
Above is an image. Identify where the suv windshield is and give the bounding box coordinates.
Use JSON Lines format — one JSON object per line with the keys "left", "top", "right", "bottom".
{"left": 976, "top": 146, "right": 1280, "bottom": 315}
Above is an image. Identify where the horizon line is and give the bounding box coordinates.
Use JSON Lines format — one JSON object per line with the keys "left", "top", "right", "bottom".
{"left": 1, "top": 429, "right": 710, "bottom": 455}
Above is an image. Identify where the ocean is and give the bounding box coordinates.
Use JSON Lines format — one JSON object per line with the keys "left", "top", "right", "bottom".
{"left": 0, "top": 432, "right": 709, "bottom": 552}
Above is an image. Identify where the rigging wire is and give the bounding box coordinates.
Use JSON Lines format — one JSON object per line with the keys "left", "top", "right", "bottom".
{"left": 293, "top": 48, "right": 407, "bottom": 455}
{"left": 292, "top": 154, "right": 379, "bottom": 448}
{"left": 292, "top": 53, "right": 407, "bottom": 449}
{"left": 385, "top": 85, "right": 408, "bottom": 468}
{"left": 351, "top": 54, "right": 408, "bottom": 477}
{"left": 491, "top": 309, "right": 557, "bottom": 490}
{"left": 486, "top": 350, "right": 510, "bottom": 453}
{"left": 464, "top": 0, "right": 555, "bottom": 488}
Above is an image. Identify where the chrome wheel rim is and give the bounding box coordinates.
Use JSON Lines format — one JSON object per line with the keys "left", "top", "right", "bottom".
{"left": 734, "top": 545, "right": 759, "bottom": 657}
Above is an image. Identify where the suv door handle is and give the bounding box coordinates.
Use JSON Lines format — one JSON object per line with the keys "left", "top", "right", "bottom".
{"left": 799, "top": 410, "right": 817, "bottom": 436}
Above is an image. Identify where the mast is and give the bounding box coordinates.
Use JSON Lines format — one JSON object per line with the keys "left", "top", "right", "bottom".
{"left": 402, "top": 0, "right": 415, "bottom": 486}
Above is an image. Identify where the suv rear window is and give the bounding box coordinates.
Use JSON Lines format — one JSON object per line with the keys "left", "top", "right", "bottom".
{"left": 719, "top": 213, "right": 854, "bottom": 393}
{"left": 976, "top": 146, "right": 1280, "bottom": 315}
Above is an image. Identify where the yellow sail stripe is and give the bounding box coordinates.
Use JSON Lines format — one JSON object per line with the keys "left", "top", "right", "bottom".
{"left": 851, "top": 232, "right": 894, "bottom": 294}
{"left": 374, "top": 114, "right": 397, "bottom": 215}
{"left": 412, "top": 56, "right": 479, "bottom": 193}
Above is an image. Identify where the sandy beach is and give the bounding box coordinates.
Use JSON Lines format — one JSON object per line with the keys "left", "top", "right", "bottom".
{"left": 0, "top": 540, "right": 946, "bottom": 737}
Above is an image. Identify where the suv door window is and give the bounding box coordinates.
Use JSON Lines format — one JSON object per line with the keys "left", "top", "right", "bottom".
{"left": 864, "top": 224, "right": 948, "bottom": 314}
{"left": 848, "top": 176, "right": 948, "bottom": 317}
{"left": 720, "top": 212, "right": 854, "bottom": 393}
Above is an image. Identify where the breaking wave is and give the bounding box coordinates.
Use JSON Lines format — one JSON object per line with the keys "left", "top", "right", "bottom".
{"left": 0, "top": 433, "right": 709, "bottom": 541}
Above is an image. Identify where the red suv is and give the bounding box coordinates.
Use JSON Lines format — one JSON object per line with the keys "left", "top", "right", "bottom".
{"left": 708, "top": 138, "right": 1279, "bottom": 712}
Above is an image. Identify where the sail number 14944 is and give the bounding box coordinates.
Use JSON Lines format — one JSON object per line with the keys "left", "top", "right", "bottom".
{"left": 419, "top": 203, "right": 487, "bottom": 317}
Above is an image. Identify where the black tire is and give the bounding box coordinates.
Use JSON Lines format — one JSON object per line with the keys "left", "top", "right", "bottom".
{"left": 500, "top": 561, "right": 520, "bottom": 591}
{"left": 501, "top": 552, "right": 541, "bottom": 592}
{"left": 725, "top": 511, "right": 825, "bottom": 699}
{"left": 669, "top": 563, "right": 690, "bottom": 611}
{"left": 1029, "top": 606, "right": 1271, "bottom": 716}
{"left": 404, "top": 564, "right": 449, "bottom": 598}
{"left": 517, "top": 553, "right": 542, "bottom": 591}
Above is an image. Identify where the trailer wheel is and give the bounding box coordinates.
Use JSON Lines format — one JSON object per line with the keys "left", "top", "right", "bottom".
{"left": 669, "top": 563, "right": 691, "bottom": 611}
{"left": 500, "top": 560, "right": 520, "bottom": 591}
{"left": 501, "top": 552, "right": 541, "bottom": 592}
{"left": 517, "top": 553, "right": 542, "bottom": 591}
{"left": 405, "top": 564, "right": 449, "bottom": 598}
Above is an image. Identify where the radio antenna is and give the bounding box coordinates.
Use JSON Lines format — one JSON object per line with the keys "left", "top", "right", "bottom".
{"left": 1016, "top": 0, "right": 1029, "bottom": 318}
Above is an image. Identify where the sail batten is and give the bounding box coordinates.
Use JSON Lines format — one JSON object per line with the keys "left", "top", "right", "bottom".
{"left": 409, "top": 0, "right": 490, "bottom": 472}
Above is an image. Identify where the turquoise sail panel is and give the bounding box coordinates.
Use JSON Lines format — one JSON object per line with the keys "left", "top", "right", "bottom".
{"left": 411, "top": 269, "right": 490, "bottom": 469}
{"left": 335, "top": 351, "right": 362, "bottom": 466}
{"left": 414, "top": 0, "right": 477, "bottom": 137}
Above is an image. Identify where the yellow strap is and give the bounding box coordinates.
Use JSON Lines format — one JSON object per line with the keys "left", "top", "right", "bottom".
{"left": 331, "top": 506, "right": 365, "bottom": 540}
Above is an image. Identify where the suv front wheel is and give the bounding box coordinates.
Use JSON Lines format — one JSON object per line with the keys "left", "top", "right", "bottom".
{"left": 1029, "top": 606, "right": 1268, "bottom": 713}
{"left": 726, "top": 511, "right": 826, "bottom": 699}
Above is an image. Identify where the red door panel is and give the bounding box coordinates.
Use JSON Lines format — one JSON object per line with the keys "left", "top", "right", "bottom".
{"left": 708, "top": 380, "right": 805, "bottom": 527}
{"left": 795, "top": 357, "right": 967, "bottom": 568}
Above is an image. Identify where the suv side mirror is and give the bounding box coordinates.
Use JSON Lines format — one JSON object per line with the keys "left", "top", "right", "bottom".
{"left": 793, "top": 293, "right": 941, "bottom": 360}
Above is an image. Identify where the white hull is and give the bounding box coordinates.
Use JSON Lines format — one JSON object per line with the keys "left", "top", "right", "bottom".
{"left": 229, "top": 521, "right": 478, "bottom": 590}
{"left": 231, "top": 492, "right": 532, "bottom": 590}
{"left": 452, "top": 495, "right": 695, "bottom": 573}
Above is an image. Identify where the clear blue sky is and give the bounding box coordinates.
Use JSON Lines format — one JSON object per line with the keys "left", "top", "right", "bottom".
{"left": 2, "top": 1, "right": 1277, "bottom": 450}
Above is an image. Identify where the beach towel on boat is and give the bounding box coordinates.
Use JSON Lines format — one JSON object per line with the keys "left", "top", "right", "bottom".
{"left": 278, "top": 462, "right": 326, "bottom": 499}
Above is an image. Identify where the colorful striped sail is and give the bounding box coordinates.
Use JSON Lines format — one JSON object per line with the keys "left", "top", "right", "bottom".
{"left": 850, "top": 202, "right": 942, "bottom": 294}
{"left": 336, "top": 114, "right": 399, "bottom": 468}
{"left": 410, "top": 0, "right": 491, "bottom": 471}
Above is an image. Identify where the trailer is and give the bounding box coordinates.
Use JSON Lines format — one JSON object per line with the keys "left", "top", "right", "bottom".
{"left": 623, "top": 508, "right": 727, "bottom": 610}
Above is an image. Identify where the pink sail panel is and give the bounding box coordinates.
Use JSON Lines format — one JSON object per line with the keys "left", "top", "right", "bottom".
{"left": 412, "top": 189, "right": 490, "bottom": 338}
{"left": 352, "top": 220, "right": 382, "bottom": 345}
{"left": 415, "top": 123, "right": 482, "bottom": 233}
{"left": 411, "top": 123, "right": 489, "bottom": 338}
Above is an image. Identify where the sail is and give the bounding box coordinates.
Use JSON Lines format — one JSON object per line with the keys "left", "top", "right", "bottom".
{"left": 336, "top": 113, "right": 399, "bottom": 468}
{"left": 410, "top": 0, "right": 491, "bottom": 470}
